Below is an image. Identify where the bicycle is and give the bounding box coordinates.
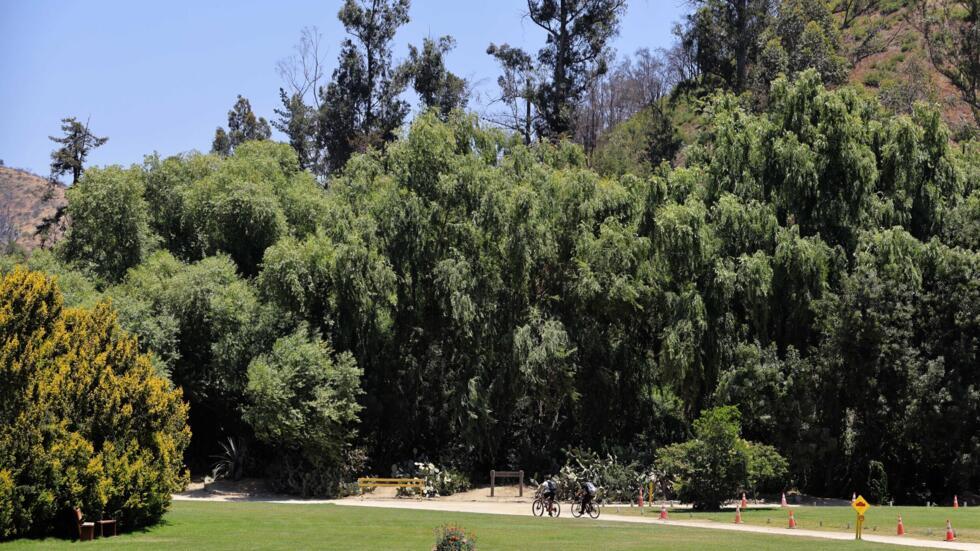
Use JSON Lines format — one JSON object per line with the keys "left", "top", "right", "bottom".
{"left": 532, "top": 494, "right": 561, "bottom": 517}
{"left": 570, "top": 492, "right": 601, "bottom": 519}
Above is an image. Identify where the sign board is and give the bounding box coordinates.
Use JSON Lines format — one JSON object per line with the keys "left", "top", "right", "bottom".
{"left": 851, "top": 495, "right": 870, "bottom": 515}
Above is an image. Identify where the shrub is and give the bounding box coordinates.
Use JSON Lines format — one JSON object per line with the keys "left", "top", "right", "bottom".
{"left": 60, "top": 166, "right": 156, "bottom": 283}
{"left": 552, "top": 448, "right": 647, "bottom": 503}
{"left": 394, "top": 462, "right": 472, "bottom": 497}
{"left": 867, "top": 460, "right": 890, "bottom": 504}
{"left": 656, "top": 406, "right": 787, "bottom": 510}
{"left": 244, "top": 327, "right": 363, "bottom": 497}
{"left": 433, "top": 524, "right": 476, "bottom": 551}
{"left": 0, "top": 267, "right": 190, "bottom": 539}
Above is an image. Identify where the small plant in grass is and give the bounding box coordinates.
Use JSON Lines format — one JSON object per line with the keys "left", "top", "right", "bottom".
{"left": 433, "top": 524, "right": 476, "bottom": 551}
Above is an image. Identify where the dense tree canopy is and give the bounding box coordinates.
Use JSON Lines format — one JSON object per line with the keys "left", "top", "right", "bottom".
{"left": 5, "top": 0, "right": 979, "bottom": 514}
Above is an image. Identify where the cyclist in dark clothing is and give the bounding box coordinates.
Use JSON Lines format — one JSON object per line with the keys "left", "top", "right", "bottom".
{"left": 579, "top": 480, "right": 597, "bottom": 513}
{"left": 541, "top": 479, "right": 558, "bottom": 515}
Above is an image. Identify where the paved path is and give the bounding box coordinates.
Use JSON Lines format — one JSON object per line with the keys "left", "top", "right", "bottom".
{"left": 328, "top": 499, "right": 980, "bottom": 551}
{"left": 172, "top": 494, "right": 980, "bottom": 550}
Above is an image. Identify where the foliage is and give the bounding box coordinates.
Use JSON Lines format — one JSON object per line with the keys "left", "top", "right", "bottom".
{"left": 487, "top": 0, "right": 627, "bottom": 140}
{"left": 402, "top": 36, "right": 468, "bottom": 117}
{"left": 592, "top": 102, "right": 682, "bottom": 176}
{"left": 396, "top": 462, "right": 472, "bottom": 497}
{"left": 317, "top": 0, "right": 411, "bottom": 173}
{"left": 13, "top": 66, "right": 980, "bottom": 505}
{"left": 553, "top": 448, "right": 647, "bottom": 502}
{"left": 109, "top": 252, "right": 260, "bottom": 468}
{"left": 212, "top": 95, "right": 272, "bottom": 156}
{"left": 210, "top": 437, "right": 247, "bottom": 482}
{"left": 60, "top": 165, "right": 156, "bottom": 283}
{"left": 244, "top": 328, "right": 363, "bottom": 497}
{"left": 48, "top": 117, "right": 108, "bottom": 185}
{"left": 433, "top": 524, "right": 477, "bottom": 551}
{"left": 657, "top": 407, "right": 786, "bottom": 510}
{"left": 0, "top": 267, "right": 190, "bottom": 539}
{"left": 752, "top": 0, "right": 848, "bottom": 98}
{"left": 678, "top": 0, "right": 775, "bottom": 92}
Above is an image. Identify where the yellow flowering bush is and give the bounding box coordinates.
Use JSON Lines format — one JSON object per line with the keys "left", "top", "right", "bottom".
{"left": 0, "top": 267, "right": 190, "bottom": 539}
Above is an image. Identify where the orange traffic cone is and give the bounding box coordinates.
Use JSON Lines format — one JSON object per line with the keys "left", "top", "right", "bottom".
{"left": 734, "top": 506, "right": 743, "bottom": 524}
{"left": 741, "top": 492, "right": 748, "bottom": 509}
{"left": 954, "top": 495, "right": 959, "bottom": 509}
{"left": 659, "top": 504, "right": 668, "bottom": 520}
{"left": 781, "top": 492, "right": 788, "bottom": 507}
{"left": 945, "top": 519, "right": 956, "bottom": 541}
{"left": 897, "top": 514, "right": 905, "bottom": 536}
{"left": 788, "top": 510, "right": 797, "bottom": 529}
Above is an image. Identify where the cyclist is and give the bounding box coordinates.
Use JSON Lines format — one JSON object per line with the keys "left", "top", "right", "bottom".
{"left": 578, "top": 480, "right": 597, "bottom": 515}
{"left": 540, "top": 478, "right": 559, "bottom": 516}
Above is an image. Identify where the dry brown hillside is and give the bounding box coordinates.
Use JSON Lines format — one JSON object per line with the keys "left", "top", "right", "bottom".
{"left": 0, "top": 166, "right": 66, "bottom": 251}
{"left": 836, "top": 0, "right": 977, "bottom": 137}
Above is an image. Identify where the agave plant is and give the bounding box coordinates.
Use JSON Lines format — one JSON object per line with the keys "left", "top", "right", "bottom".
{"left": 210, "top": 436, "right": 247, "bottom": 481}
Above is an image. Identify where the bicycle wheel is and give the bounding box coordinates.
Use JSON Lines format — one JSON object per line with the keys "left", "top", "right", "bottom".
{"left": 571, "top": 502, "right": 584, "bottom": 518}
{"left": 588, "top": 503, "right": 600, "bottom": 519}
{"left": 550, "top": 500, "right": 561, "bottom": 517}
{"left": 532, "top": 498, "right": 545, "bottom": 517}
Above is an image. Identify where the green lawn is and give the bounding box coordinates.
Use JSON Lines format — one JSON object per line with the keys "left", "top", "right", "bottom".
{"left": 5, "top": 500, "right": 904, "bottom": 550}
{"left": 614, "top": 504, "right": 980, "bottom": 542}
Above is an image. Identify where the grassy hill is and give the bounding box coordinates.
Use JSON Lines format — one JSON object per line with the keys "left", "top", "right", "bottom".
{"left": 0, "top": 166, "right": 66, "bottom": 251}
{"left": 591, "top": 0, "right": 976, "bottom": 177}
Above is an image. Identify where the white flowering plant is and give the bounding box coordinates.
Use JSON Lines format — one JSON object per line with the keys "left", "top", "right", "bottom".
{"left": 394, "top": 461, "right": 472, "bottom": 497}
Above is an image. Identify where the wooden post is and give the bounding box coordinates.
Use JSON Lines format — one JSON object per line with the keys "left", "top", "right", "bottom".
{"left": 519, "top": 470, "right": 524, "bottom": 497}
{"left": 491, "top": 470, "right": 496, "bottom": 497}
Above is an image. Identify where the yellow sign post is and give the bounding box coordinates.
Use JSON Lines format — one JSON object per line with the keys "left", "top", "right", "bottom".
{"left": 852, "top": 495, "right": 871, "bottom": 540}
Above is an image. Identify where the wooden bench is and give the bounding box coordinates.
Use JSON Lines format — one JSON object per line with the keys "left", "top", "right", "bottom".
{"left": 73, "top": 508, "right": 117, "bottom": 539}
{"left": 96, "top": 518, "right": 117, "bottom": 537}
{"left": 356, "top": 477, "right": 425, "bottom": 496}
{"left": 74, "top": 508, "right": 95, "bottom": 541}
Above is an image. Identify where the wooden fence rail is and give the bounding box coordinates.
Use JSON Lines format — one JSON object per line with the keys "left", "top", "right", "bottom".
{"left": 490, "top": 470, "right": 524, "bottom": 497}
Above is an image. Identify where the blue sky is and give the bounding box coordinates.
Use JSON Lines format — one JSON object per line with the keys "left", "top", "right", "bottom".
{"left": 0, "top": 0, "right": 686, "bottom": 177}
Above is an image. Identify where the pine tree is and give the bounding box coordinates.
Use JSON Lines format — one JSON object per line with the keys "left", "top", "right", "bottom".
{"left": 317, "top": 0, "right": 411, "bottom": 173}
{"left": 402, "top": 36, "right": 468, "bottom": 118}
{"left": 212, "top": 95, "right": 271, "bottom": 156}
{"left": 274, "top": 88, "right": 319, "bottom": 171}
{"left": 528, "top": 0, "right": 628, "bottom": 139}
{"left": 487, "top": 0, "right": 626, "bottom": 141}
{"left": 48, "top": 117, "right": 108, "bottom": 185}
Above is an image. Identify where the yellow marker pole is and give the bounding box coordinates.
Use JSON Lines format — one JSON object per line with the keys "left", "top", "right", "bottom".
{"left": 851, "top": 494, "right": 870, "bottom": 540}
